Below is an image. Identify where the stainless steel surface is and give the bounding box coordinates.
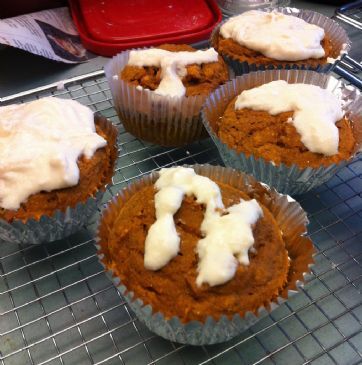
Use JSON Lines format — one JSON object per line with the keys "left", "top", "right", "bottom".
{"left": 0, "top": 70, "right": 361, "bottom": 365}
{"left": 334, "top": 56, "right": 362, "bottom": 90}
{"left": 335, "top": 1, "right": 362, "bottom": 30}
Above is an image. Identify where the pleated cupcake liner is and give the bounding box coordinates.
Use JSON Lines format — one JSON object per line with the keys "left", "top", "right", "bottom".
{"left": 104, "top": 49, "right": 215, "bottom": 147}
{"left": 201, "top": 70, "right": 362, "bottom": 196}
{"left": 0, "top": 115, "right": 119, "bottom": 245}
{"left": 96, "top": 164, "right": 315, "bottom": 345}
{"left": 210, "top": 7, "right": 351, "bottom": 75}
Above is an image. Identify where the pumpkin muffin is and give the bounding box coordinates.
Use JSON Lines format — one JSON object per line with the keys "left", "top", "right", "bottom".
{"left": 0, "top": 97, "right": 118, "bottom": 244}
{"left": 211, "top": 9, "right": 350, "bottom": 71}
{"left": 121, "top": 44, "right": 229, "bottom": 97}
{"left": 99, "top": 173, "right": 290, "bottom": 322}
{"left": 218, "top": 97, "right": 355, "bottom": 169}
{"left": 97, "top": 165, "right": 315, "bottom": 344}
{"left": 215, "top": 35, "right": 334, "bottom": 69}
{"left": 0, "top": 119, "right": 117, "bottom": 223}
{"left": 105, "top": 45, "right": 229, "bottom": 147}
{"left": 201, "top": 70, "right": 361, "bottom": 195}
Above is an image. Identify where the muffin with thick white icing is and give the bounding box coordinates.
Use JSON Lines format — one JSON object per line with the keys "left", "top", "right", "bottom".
{"left": 218, "top": 80, "right": 355, "bottom": 168}
{"left": 97, "top": 165, "right": 315, "bottom": 344}
{"left": 105, "top": 44, "right": 229, "bottom": 146}
{"left": 202, "top": 70, "right": 362, "bottom": 195}
{"left": 0, "top": 97, "right": 117, "bottom": 244}
{"left": 210, "top": 9, "right": 350, "bottom": 72}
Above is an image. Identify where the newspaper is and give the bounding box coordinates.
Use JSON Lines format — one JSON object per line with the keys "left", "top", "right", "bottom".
{"left": 0, "top": 7, "right": 95, "bottom": 64}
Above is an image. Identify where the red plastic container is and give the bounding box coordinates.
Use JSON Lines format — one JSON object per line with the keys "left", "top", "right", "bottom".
{"left": 69, "top": 0, "right": 222, "bottom": 56}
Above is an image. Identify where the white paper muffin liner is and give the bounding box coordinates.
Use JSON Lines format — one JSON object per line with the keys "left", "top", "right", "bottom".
{"left": 210, "top": 7, "right": 351, "bottom": 75}
{"left": 0, "top": 115, "right": 118, "bottom": 245}
{"left": 201, "top": 70, "right": 362, "bottom": 196}
{"left": 96, "top": 164, "right": 315, "bottom": 345}
{"left": 104, "top": 49, "right": 229, "bottom": 146}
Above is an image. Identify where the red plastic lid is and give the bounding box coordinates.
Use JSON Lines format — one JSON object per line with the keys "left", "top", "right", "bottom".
{"left": 69, "top": 0, "right": 222, "bottom": 57}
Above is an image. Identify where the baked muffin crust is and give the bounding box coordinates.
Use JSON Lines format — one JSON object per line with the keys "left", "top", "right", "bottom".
{"left": 0, "top": 119, "right": 117, "bottom": 222}
{"left": 100, "top": 182, "right": 289, "bottom": 322}
{"left": 121, "top": 44, "right": 229, "bottom": 97}
{"left": 217, "top": 97, "right": 355, "bottom": 168}
{"left": 215, "top": 34, "right": 335, "bottom": 68}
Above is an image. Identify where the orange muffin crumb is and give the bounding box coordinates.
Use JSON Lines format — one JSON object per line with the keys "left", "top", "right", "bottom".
{"left": 0, "top": 119, "right": 117, "bottom": 223}
{"left": 217, "top": 97, "right": 355, "bottom": 168}
{"left": 100, "top": 182, "right": 289, "bottom": 322}
{"left": 214, "top": 34, "right": 334, "bottom": 68}
{"left": 121, "top": 44, "right": 229, "bottom": 97}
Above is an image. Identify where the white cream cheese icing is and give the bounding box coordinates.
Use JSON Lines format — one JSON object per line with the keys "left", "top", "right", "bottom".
{"left": 220, "top": 10, "right": 325, "bottom": 61}
{"left": 127, "top": 48, "right": 219, "bottom": 97}
{"left": 235, "top": 80, "right": 344, "bottom": 156}
{"left": 0, "top": 97, "right": 107, "bottom": 210}
{"left": 144, "top": 167, "right": 263, "bottom": 287}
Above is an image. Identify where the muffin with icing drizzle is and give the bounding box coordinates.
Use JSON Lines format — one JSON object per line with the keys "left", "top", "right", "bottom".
{"left": 218, "top": 80, "right": 355, "bottom": 169}
{"left": 97, "top": 165, "right": 315, "bottom": 344}
{"left": 201, "top": 70, "right": 362, "bottom": 195}
{"left": 105, "top": 44, "right": 229, "bottom": 146}
{"left": 210, "top": 9, "right": 350, "bottom": 73}
{"left": 121, "top": 44, "right": 229, "bottom": 98}
{"left": 0, "top": 97, "right": 118, "bottom": 244}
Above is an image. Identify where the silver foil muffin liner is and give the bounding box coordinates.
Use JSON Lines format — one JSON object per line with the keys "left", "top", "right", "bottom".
{"left": 0, "top": 115, "right": 118, "bottom": 245}
{"left": 104, "top": 50, "right": 214, "bottom": 147}
{"left": 96, "top": 164, "right": 315, "bottom": 345}
{"left": 201, "top": 70, "right": 362, "bottom": 196}
{"left": 210, "top": 7, "right": 351, "bottom": 75}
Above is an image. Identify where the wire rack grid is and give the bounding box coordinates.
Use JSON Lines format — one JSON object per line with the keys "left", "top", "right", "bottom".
{"left": 0, "top": 70, "right": 361, "bottom": 365}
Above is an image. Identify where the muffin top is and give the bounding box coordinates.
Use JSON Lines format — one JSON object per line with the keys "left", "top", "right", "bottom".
{"left": 121, "top": 44, "right": 229, "bottom": 97}
{"left": 100, "top": 167, "right": 289, "bottom": 322}
{"left": 220, "top": 10, "right": 325, "bottom": 62}
{"left": 214, "top": 10, "right": 335, "bottom": 67}
{"left": 217, "top": 81, "right": 355, "bottom": 168}
{"left": 0, "top": 97, "right": 112, "bottom": 218}
{"left": 144, "top": 167, "right": 263, "bottom": 287}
